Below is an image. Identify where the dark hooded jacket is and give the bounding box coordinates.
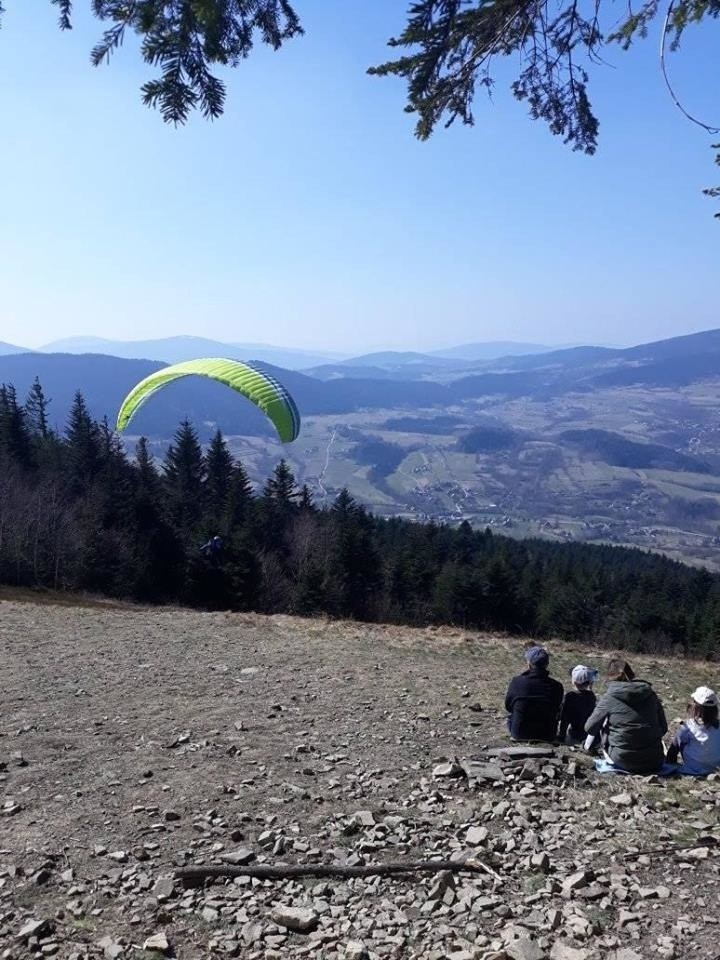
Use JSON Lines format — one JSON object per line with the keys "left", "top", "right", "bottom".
{"left": 504, "top": 667, "right": 564, "bottom": 742}
{"left": 585, "top": 679, "right": 668, "bottom": 773}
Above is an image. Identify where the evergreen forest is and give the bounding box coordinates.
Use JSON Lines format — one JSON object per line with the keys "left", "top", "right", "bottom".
{"left": 2, "top": 380, "right": 719, "bottom": 658}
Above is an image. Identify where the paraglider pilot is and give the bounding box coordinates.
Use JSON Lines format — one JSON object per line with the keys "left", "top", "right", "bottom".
{"left": 200, "top": 536, "right": 224, "bottom": 564}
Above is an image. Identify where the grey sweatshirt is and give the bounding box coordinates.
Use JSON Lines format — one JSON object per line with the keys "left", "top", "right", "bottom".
{"left": 585, "top": 679, "right": 668, "bottom": 773}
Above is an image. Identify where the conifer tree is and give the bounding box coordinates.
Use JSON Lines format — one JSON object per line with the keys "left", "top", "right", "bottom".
{"left": 227, "top": 461, "right": 254, "bottom": 530}
{"left": 96, "top": 417, "right": 135, "bottom": 526}
{"left": 299, "top": 483, "right": 314, "bottom": 511}
{"left": 204, "top": 429, "right": 234, "bottom": 529}
{"left": 65, "top": 391, "right": 101, "bottom": 487}
{"left": 259, "top": 459, "right": 299, "bottom": 552}
{"left": 163, "top": 420, "right": 206, "bottom": 537}
{"left": 135, "top": 437, "right": 160, "bottom": 490}
{"left": 133, "top": 437, "right": 163, "bottom": 525}
{"left": 25, "top": 377, "right": 50, "bottom": 439}
{"left": 0, "top": 384, "right": 32, "bottom": 468}
{"left": 263, "top": 459, "right": 298, "bottom": 504}
{"left": 325, "top": 489, "right": 381, "bottom": 620}
{"left": 131, "top": 437, "right": 184, "bottom": 600}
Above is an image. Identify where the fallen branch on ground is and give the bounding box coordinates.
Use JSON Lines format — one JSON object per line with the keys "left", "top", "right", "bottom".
{"left": 621, "top": 838, "right": 719, "bottom": 860}
{"left": 176, "top": 856, "right": 502, "bottom": 885}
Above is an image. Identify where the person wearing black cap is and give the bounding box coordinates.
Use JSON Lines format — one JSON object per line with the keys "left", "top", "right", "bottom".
{"left": 504, "top": 646, "right": 564, "bottom": 742}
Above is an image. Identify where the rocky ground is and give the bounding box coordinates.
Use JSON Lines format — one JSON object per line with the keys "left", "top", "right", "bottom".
{"left": 1, "top": 596, "right": 720, "bottom": 960}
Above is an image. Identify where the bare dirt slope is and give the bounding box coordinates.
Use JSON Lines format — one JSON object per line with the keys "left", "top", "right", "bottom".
{"left": 1, "top": 597, "right": 719, "bottom": 960}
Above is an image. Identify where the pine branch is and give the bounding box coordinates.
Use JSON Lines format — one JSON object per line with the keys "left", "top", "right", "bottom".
{"left": 704, "top": 144, "right": 720, "bottom": 218}
{"left": 370, "top": 0, "right": 601, "bottom": 152}
{"left": 91, "top": 22, "right": 129, "bottom": 65}
{"left": 87, "top": 0, "right": 302, "bottom": 124}
{"left": 52, "top": 0, "right": 73, "bottom": 31}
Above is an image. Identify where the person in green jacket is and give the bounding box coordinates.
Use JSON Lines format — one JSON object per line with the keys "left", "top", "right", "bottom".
{"left": 584, "top": 658, "right": 668, "bottom": 773}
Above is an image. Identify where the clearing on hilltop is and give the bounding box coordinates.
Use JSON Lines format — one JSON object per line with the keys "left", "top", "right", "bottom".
{"left": 2, "top": 597, "right": 719, "bottom": 959}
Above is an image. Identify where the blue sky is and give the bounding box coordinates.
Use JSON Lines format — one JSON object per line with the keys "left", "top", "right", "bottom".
{"left": 0, "top": 1, "right": 717, "bottom": 353}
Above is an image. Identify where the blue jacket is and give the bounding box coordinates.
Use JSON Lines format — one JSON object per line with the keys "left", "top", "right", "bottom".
{"left": 504, "top": 667, "right": 564, "bottom": 742}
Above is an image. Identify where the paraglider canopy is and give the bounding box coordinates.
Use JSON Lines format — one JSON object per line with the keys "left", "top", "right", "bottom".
{"left": 116, "top": 358, "right": 301, "bottom": 443}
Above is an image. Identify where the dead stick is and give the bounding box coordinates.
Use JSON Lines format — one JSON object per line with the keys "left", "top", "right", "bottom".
{"left": 621, "top": 840, "right": 718, "bottom": 860}
{"left": 176, "top": 857, "right": 498, "bottom": 885}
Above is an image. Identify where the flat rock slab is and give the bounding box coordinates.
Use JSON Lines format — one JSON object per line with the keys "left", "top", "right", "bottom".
{"left": 220, "top": 848, "right": 256, "bottom": 865}
{"left": 505, "top": 936, "right": 547, "bottom": 960}
{"left": 459, "top": 758, "right": 506, "bottom": 783}
{"left": 143, "top": 933, "right": 171, "bottom": 954}
{"left": 483, "top": 746, "right": 556, "bottom": 759}
{"left": 271, "top": 905, "right": 319, "bottom": 933}
{"left": 550, "top": 945, "right": 591, "bottom": 960}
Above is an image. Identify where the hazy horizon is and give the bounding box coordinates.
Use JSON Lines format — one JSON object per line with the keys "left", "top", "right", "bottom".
{"left": 5, "top": 330, "right": 655, "bottom": 355}
{"left": 0, "top": 3, "right": 717, "bottom": 353}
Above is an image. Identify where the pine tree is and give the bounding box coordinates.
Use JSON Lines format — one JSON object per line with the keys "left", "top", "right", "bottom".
{"left": 263, "top": 459, "right": 298, "bottom": 503}
{"left": 135, "top": 437, "right": 160, "bottom": 490}
{"left": 65, "top": 391, "right": 101, "bottom": 488}
{"left": 453, "top": 520, "right": 475, "bottom": 563}
{"left": 129, "top": 437, "right": 184, "bottom": 600}
{"left": 325, "top": 490, "right": 381, "bottom": 620}
{"left": 98, "top": 417, "right": 125, "bottom": 465}
{"left": 299, "top": 483, "right": 314, "bottom": 511}
{"left": 163, "top": 420, "right": 205, "bottom": 537}
{"left": 96, "top": 418, "right": 134, "bottom": 525}
{"left": 482, "top": 556, "right": 519, "bottom": 630}
{"left": 204, "top": 429, "right": 234, "bottom": 529}
{"left": 25, "top": 377, "right": 50, "bottom": 439}
{"left": 331, "top": 487, "right": 356, "bottom": 520}
{"left": 134, "top": 437, "right": 163, "bottom": 520}
{"left": 227, "top": 461, "right": 254, "bottom": 530}
{"left": 0, "top": 384, "right": 32, "bottom": 467}
{"left": 259, "top": 459, "right": 298, "bottom": 553}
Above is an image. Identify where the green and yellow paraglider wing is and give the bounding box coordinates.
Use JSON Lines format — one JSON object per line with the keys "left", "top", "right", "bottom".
{"left": 116, "top": 358, "right": 301, "bottom": 443}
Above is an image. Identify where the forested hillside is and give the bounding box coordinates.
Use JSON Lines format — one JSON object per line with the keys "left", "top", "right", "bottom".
{"left": 1, "top": 380, "right": 719, "bottom": 657}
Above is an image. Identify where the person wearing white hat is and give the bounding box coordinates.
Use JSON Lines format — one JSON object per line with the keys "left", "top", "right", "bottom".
{"left": 666, "top": 686, "right": 720, "bottom": 775}
{"left": 558, "top": 665, "right": 599, "bottom": 744}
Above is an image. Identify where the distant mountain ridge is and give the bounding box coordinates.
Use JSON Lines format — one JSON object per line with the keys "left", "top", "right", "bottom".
{"left": 37, "top": 336, "right": 566, "bottom": 376}
{"left": 0, "top": 347, "right": 550, "bottom": 437}
{"left": 340, "top": 351, "right": 469, "bottom": 368}
{"left": 0, "top": 327, "right": 717, "bottom": 439}
{"left": 0, "top": 341, "right": 29, "bottom": 355}
{"left": 39, "top": 336, "right": 346, "bottom": 371}
{"left": 430, "top": 341, "right": 558, "bottom": 360}
{"left": 0, "top": 352, "right": 449, "bottom": 439}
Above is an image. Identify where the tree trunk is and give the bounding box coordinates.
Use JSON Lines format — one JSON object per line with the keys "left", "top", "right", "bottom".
{"left": 176, "top": 857, "right": 499, "bottom": 886}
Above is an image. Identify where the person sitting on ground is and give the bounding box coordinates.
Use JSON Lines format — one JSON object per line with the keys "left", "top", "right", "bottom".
{"left": 584, "top": 658, "right": 668, "bottom": 773}
{"left": 504, "top": 645, "right": 564, "bottom": 742}
{"left": 666, "top": 686, "right": 720, "bottom": 775}
{"left": 559, "top": 665, "right": 598, "bottom": 744}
